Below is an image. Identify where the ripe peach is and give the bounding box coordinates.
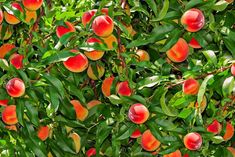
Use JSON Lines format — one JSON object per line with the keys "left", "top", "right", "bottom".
{"left": 130, "top": 129, "right": 142, "bottom": 138}
{"left": 56, "top": 21, "right": 76, "bottom": 38}
{"left": 166, "top": 38, "right": 189, "bottom": 62}
{"left": 116, "top": 81, "right": 132, "bottom": 96}
{"left": 10, "top": 53, "right": 24, "bottom": 69}
{"left": 189, "top": 37, "right": 201, "bottom": 49}
{"left": 37, "top": 126, "right": 50, "bottom": 141}
{"left": 0, "top": 9, "right": 3, "bottom": 24}
{"left": 22, "top": 0, "right": 43, "bottom": 11}
{"left": 4, "top": 2, "right": 23, "bottom": 25}
{"left": 101, "top": 34, "right": 118, "bottom": 50}
{"left": 86, "top": 148, "right": 96, "bottom": 157}
{"left": 87, "top": 64, "right": 105, "bottom": 80}
{"left": 183, "top": 132, "right": 202, "bottom": 150}
{"left": 0, "top": 25, "right": 13, "bottom": 40}
{"left": 92, "top": 15, "right": 114, "bottom": 37}
{"left": 63, "top": 50, "right": 88, "bottom": 73}
{"left": 227, "top": 147, "right": 235, "bottom": 156}
{"left": 69, "top": 132, "right": 81, "bottom": 153}
{"left": 25, "top": 10, "right": 37, "bottom": 24}
{"left": 70, "top": 100, "right": 88, "bottom": 121}
{"left": 84, "top": 37, "right": 105, "bottom": 60}
{"left": 223, "top": 122, "right": 234, "bottom": 141}
{"left": 101, "top": 76, "right": 115, "bottom": 97}
{"left": 136, "top": 49, "right": 150, "bottom": 61}
{"left": 87, "top": 100, "right": 102, "bottom": 109}
{"left": 6, "top": 78, "right": 25, "bottom": 98}
{"left": 181, "top": 8, "right": 205, "bottom": 32}
{"left": 141, "top": 130, "right": 161, "bottom": 151}
{"left": 231, "top": 63, "right": 235, "bottom": 76}
{"left": 0, "top": 43, "right": 15, "bottom": 58}
{"left": 82, "top": 8, "right": 108, "bottom": 27}
{"left": 5, "top": 125, "right": 17, "bottom": 131}
{"left": 2, "top": 105, "right": 18, "bottom": 125}
{"left": 207, "top": 120, "right": 222, "bottom": 135}
{"left": 183, "top": 154, "right": 190, "bottom": 157}
{"left": 163, "top": 150, "right": 182, "bottom": 157}
{"left": 128, "top": 103, "right": 149, "bottom": 124}
{"left": 0, "top": 99, "right": 8, "bottom": 106}
{"left": 183, "top": 78, "right": 200, "bottom": 95}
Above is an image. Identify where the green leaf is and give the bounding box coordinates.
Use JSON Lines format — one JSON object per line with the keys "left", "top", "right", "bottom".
{"left": 108, "top": 95, "right": 123, "bottom": 105}
{"left": 145, "top": 0, "right": 158, "bottom": 17}
{"left": 202, "top": 50, "right": 217, "bottom": 66}
{"left": 16, "top": 100, "right": 25, "bottom": 126}
{"left": 212, "top": 0, "right": 229, "bottom": 11}
{"left": 138, "top": 75, "right": 161, "bottom": 90}
{"left": 160, "top": 90, "right": 178, "bottom": 117}
{"left": 222, "top": 76, "right": 234, "bottom": 97}
{"left": 160, "top": 29, "right": 182, "bottom": 52}
{"left": 155, "top": 0, "right": 169, "bottom": 21}
{"left": 25, "top": 101, "right": 39, "bottom": 126}
{"left": 211, "top": 136, "right": 224, "bottom": 144}
{"left": 178, "top": 108, "right": 193, "bottom": 119}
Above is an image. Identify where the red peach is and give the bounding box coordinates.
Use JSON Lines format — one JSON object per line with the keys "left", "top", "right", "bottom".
{"left": 0, "top": 25, "right": 13, "bottom": 40}
{"left": 101, "top": 34, "right": 118, "bottom": 50}
{"left": 231, "top": 63, "right": 235, "bottom": 76}
{"left": 56, "top": 21, "right": 76, "bottom": 38}
{"left": 4, "top": 2, "right": 23, "bottom": 25}
{"left": 141, "top": 130, "right": 161, "bottom": 151}
{"left": 136, "top": 49, "right": 150, "bottom": 61}
{"left": 183, "top": 132, "right": 202, "bottom": 150}
{"left": 183, "top": 154, "right": 190, "bottom": 157}
{"left": 116, "top": 81, "right": 132, "bottom": 96}
{"left": 0, "top": 99, "right": 8, "bottom": 106}
{"left": 101, "top": 76, "right": 115, "bottom": 97}
{"left": 128, "top": 103, "right": 149, "bottom": 124}
{"left": 2, "top": 105, "right": 18, "bottom": 125}
{"left": 87, "top": 64, "right": 105, "bottom": 80}
{"left": 189, "top": 37, "right": 201, "bottom": 49}
{"left": 86, "top": 148, "right": 96, "bottom": 157}
{"left": 183, "top": 78, "right": 200, "bottom": 95}
{"left": 84, "top": 37, "right": 105, "bottom": 61}
{"left": 22, "top": 0, "right": 43, "bottom": 11}
{"left": 87, "top": 100, "right": 102, "bottom": 109}
{"left": 227, "top": 147, "right": 235, "bottom": 156}
{"left": 0, "top": 43, "right": 15, "bottom": 58}
{"left": 92, "top": 15, "right": 114, "bottom": 37}
{"left": 37, "top": 126, "right": 50, "bottom": 141}
{"left": 207, "top": 120, "right": 222, "bottom": 135}
{"left": 0, "top": 9, "right": 3, "bottom": 24}
{"left": 163, "top": 150, "right": 182, "bottom": 157}
{"left": 223, "top": 122, "right": 234, "bottom": 141}
{"left": 6, "top": 78, "right": 25, "bottom": 98}
{"left": 166, "top": 38, "right": 189, "bottom": 62}
{"left": 130, "top": 129, "right": 142, "bottom": 138}
{"left": 181, "top": 8, "right": 205, "bottom": 32}
{"left": 70, "top": 100, "right": 88, "bottom": 121}
{"left": 10, "top": 53, "right": 24, "bottom": 69}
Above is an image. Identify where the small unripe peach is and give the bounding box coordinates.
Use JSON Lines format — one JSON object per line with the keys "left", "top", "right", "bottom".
{"left": 223, "top": 122, "right": 234, "bottom": 141}
{"left": 70, "top": 100, "right": 88, "bottom": 121}
{"left": 101, "top": 76, "right": 115, "bottom": 97}
{"left": 37, "top": 126, "right": 50, "bottom": 141}
{"left": 101, "top": 34, "right": 118, "bottom": 50}
{"left": 86, "top": 148, "right": 96, "bottom": 157}
{"left": 116, "top": 81, "right": 132, "bottom": 96}
{"left": 4, "top": 2, "right": 23, "bottom": 25}
{"left": 181, "top": 8, "right": 205, "bottom": 32}
{"left": 130, "top": 129, "right": 142, "bottom": 138}
{"left": 183, "top": 132, "right": 202, "bottom": 150}
{"left": 207, "top": 120, "right": 222, "bottom": 135}
{"left": 56, "top": 21, "right": 76, "bottom": 38}
{"left": 189, "top": 37, "right": 201, "bottom": 49}
{"left": 183, "top": 78, "right": 200, "bottom": 95}
{"left": 136, "top": 49, "right": 150, "bottom": 61}
{"left": 22, "top": 0, "right": 43, "bottom": 11}
{"left": 87, "top": 64, "right": 105, "bottom": 80}
{"left": 231, "top": 63, "right": 235, "bottom": 76}
{"left": 6, "top": 78, "right": 25, "bottom": 98}
{"left": 2, "top": 105, "right": 18, "bottom": 125}
{"left": 87, "top": 100, "right": 102, "bottom": 109}
{"left": 163, "top": 150, "right": 182, "bottom": 157}
{"left": 92, "top": 15, "right": 114, "bottom": 37}
{"left": 10, "top": 53, "right": 24, "bottom": 69}
{"left": 128, "top": 103, "right": 149, "bottom": 124}
{"left": 141, "top": 130, "right": 161, "bottom": 151}
{"left": 84, "top": 37, "right": 105, "bottom": 61}
{"left": 0, "top": 43, "right": 15, "bottom": 58}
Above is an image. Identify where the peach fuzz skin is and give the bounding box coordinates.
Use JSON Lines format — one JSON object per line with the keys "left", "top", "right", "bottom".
{"left": 189, "top": 37, "right": 201, "bottom": 49}
{"left": 223, "top": 122, "right": 234, "bottom": 141}
{"left": 181, "top": 8, "right": 205, "bottom": 32}
{"left": 101, "top": 34, "right": 118, "bottom": 50}
{"left": 56, "top": 21, "right": 76, "bottom": 38}
{"left": 116, "top": 81, "right": 132, "bottom": 96}
{"left": 163, "top": 150, "right": 182, "bottom": 157}
{"left": 183, "top": 78, "right": 200, "bottom": 95}
{"left": 87, "top": 64, "right": 105, "bottom": 80}
{"left": 22, "top": 0, "right": 43, "bottom": 11}
{"left": 141, "top": 130, "right": 161, "bottom": 151}
{"left": 183, "top": 132, "right": 202, "bottom": 150}
{"left": 101, "top": 76, "right": 115, "bottom": 97}
{"left": 63, "top": 50, "right": 88, "bottom": 73}
{"left": 207, "top": 120, "right": 222, "bottom": 135}
{"left": 130, "top": 129, "right": 142, "bottom": 138}
{"left": 87, "top": 100, "right": 102, "bottom": 109}
{"left": 82, "top": 8, "right": 108, "bottom": 27}
{"left": 84, "top": 37, "right": 105, "bottom": 61}
{"left": 10, "top": 53, "right": 24, "bottom": 69}
{"left": 227, "top": 147, "right": 235, "bottom": 157}
{"left": 231, "top": 64, "right": 235, "bottom": 76}
{"left": 86, "top": 148, "right": 96, "bottom": 157}
{"left": 128, "top": 103, "right": 149, "bottom": 124}
{"left": 136, "top": 49, "right": 150, "bottom": 61}
{"left": 70, "top": 100, "right": 88, "bottom": 121}
{"left": 166, "top": 38, "right": 189, "bottom": 63}
{"left": 37, "top": 126, "right": 50, "bottom": 141}
{"left": 0, "top": 43, "right": 15, "bottom": 58}
{"left": 4, "top": 2, "right": 23, "bottom": 25}
{"left": 6, "top": 78, "right": 25, "bottom": 98}
{"left": 2, "top": 105, "right": 18, "bottom": 125}
{"left": 92, "top": 15, "right": 114, "bottom": 37}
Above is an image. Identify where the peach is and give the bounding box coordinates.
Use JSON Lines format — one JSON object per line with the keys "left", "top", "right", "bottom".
{"left": 0, "top": 25, "right": 13, "bottom": 40}
{"left": 194, "top": 96, "right": 207, "bottom": 113}
{"left": 183, "top": 78, "right": 200, "bottom": 95}
{"left": 183, "top": 132, "right": 202, "bottom": 150}
{"left": 63, "top": 50, "right": 88, "bottom": 73}
{"left": 130, "top": 129, "right": 142, "bottom": 138}
{"left": 10, "top": 53, "right": 24, "bottom": 69}
{"left": 189, "top": 37, "right": 201, "bottom": 49}
{"left": 37, "top": 126, "right": 50, "bottom": 141}
{"left": 87, "top": 100, "right": 102, "bottom": 109}
{"left": 2, "top": 105, "right": 18, "bottom": 125}
{"left": 183, "top": 154, "right": 190, "bottom": 157}
{"left": 166, "top": 38, "right": 189, "bottom": 62}
{"left": 128, "top": 103, "right": 149, "bottom": 124}
{"left": 22, "top": 0, "right": 43, "bottom": 11}
{"left": 5, "top": 125, "right": 17, "bottom": 131}
{"left": 84, "top": 37, "right": 105, "bottom": 61}
{"left": 101, "top": 34, "right": 118, "bottom": 50}
{"left": 101, "top": 76, "right": 115, "bottom": 97}
{"left": 0, "top": 43, "right": 15, "bottom": 58}
{"left": 0, "top": 99, "right": 8, "bottom": 106}
{"left": 163, "top": 150, "right": 182, "bottom": 157}
{"left": 86, "top": 148, "right": 96, "bottom": 157}
{"left": 225, "top": 0, "right": 234, "bottom": 3}
{"left": 181, "top": 8, "right": 205, "bottom": 32}
{"left": 223, "top": 122, "right": 234, "bottom": 141}
{"left": 6, "top": 78, "right": 25, "bottom": 98}
{"left": 87, "top": 64, "right": 105, "bottom": 80}
{"left": 116, "top": 81, "right": 132, "bottom": 96}
{"left": 141, "top": 130, "right": 161, "bottom": 151}
{"left": 4, "top": 2, "right": 23, "bottom": 25}
{"left": 82, "top": 8, "right": 108, "bottom": 27}
{"left": 92, "top": 15, "right": 114, "bottom": 37}
{"left": 136, "top": 49, "right": 150, "bottom": 61}
{"left": 25, "top": 10, "right": 37, "bottom": 24}
{"left": 231, "top": 63, "right": 235, "bottom": 76}
{"left": 56, "top": 21, "right": 76, "bottom": 38}
{"left": 207, "top": 120, "right": 222, "bottom": 135}
{"left": 70, "top": 100, "right": 88, "bottom": 121}
{"left": 69, "top": 132, "right": 81, "bottom": 153}
{"left": 0, "top": 9, "right": 3, "bottom": 24}
{"left": 124, "top": 24, "right": 136, "bottom": 36}
{"left": 227, "top": 147, "right": 235, "bottom": 156}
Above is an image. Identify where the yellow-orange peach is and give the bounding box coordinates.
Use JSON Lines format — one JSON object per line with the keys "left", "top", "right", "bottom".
{"left": 70, "top": 100, "right": 88, "bottom": 121}
{"left": 86, "top": 148, "right": 96, "bottom": 157}
{"left": 136, "top": 49, "right": 150, "bottom": 61}
{"left": 194, "top": 96, "right": 207, "bottom": 113}
{"left": 0, "top": 9, "right": 3, "bottom": 24}
{"left": 56, "top": 21, "right": 76, "bottom": 38}
{"left": 183, "top": 78, "right": 200, "bottom": 95}
{"left": 6, "top": 78, "right": 25, "bottom": 98}
{"left": 181, "top": 8, "right": 205, "bottom": 32}
{"left": 10, "top": 53, "right": 24, "bottom": 69}
{"left": 101, "top": 76, "right": 115, "bottom": 97}
{"left": 5, "top": 125, "right": 17, "bottom": 131}
{"left": 231, "top": 63, "right": 235, "bottom": 76}
{"left": 4, "top": 2, "right": 23, "bottom": 25}
{"left": 22, "top": 0, "right": 43, "bottom": 11}
{"left": 69, "top": 132, "right": 81, "bottom": 153}
{"left": 130, "top": 129, "right": 142, "bottom": 138}
{"left": 0, "top": 25, "right": 13, "bottom": 40}
{"left": 128, "top": 103, "right": 149, "bottom": 124}
{"left": 25, "top": 10, "right": 37, "bottom": 24}
{"left": 207, "top": 120, "right": 222, "bottom": 135}
{"left": 124, "top": 24, "right": 136, "bottom": 36}
{"left": 183, "top": 132, "right": 202, "bottom": 150}
{"left": 63, "top": 50, "right": 88, "bottom": 73}
{"left": 0, "top": 43, "right": 15, "bottom": 58}
{"left": 223, "top": 122, "right": 234, "bottom": 141}
{"left": 92, "top": 15, "right": 114, "bottom": 37}
{"left": 37, "top": 126, "right": 50, "bottom": 141}
{"left": 0, "top": 99, "right": 8, "bottom": 106}
{"left": 166, "top": 38, "right": 189, "bottom": 62}
{"left": 87, "top": 64, "right": 105, "bottom": 80}
{"left": 2, "top": 105, "right": 18, "bottom": 125}
{"left": 189, "top": 37, "right": 201, "bottom": 49}
{"left": 87, "top": 100, "right": 102, "bottom": 109}
{"left": 141, "top": 130, "right": 161, "bottom": 151}
{"left": 227, "top": 147, "right": 235, "bottom": 156}
{"left": 101, "top": 34, "right": 118, "bottom": 50}
{"left": 84, "top": 37, "right": 105, "bottom": 60}
{"left": 116, "top": 81, "right": 132, "bottom": 96}
{"left": 163, "top": 150, "right": 182, "bottom": 157}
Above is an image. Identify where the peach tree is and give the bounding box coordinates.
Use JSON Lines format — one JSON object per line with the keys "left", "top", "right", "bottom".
{"left": 0, "top": 0, "right": 235, "bottom": 157}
